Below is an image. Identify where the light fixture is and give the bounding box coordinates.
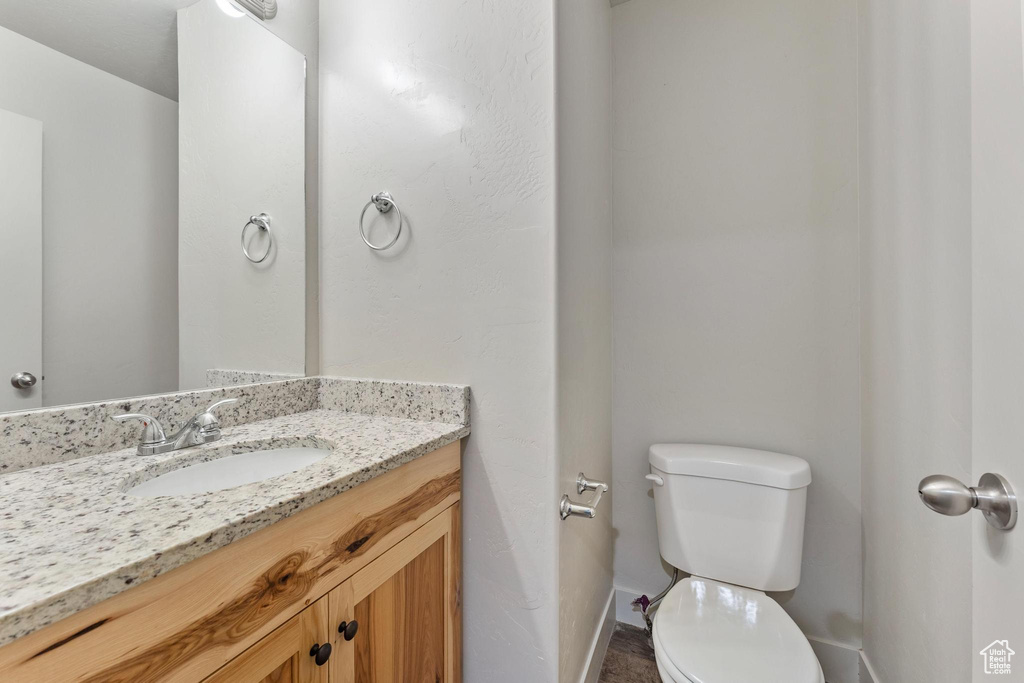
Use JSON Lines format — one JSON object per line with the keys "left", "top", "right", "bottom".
{"left": 234, "top": 0, "right": 278, "bottom": 20}
{"left": 215, "top": 0, "right": 246, "bottom": 18}
{"left": 215, "top": 0, "right": 278, "bottom": 21}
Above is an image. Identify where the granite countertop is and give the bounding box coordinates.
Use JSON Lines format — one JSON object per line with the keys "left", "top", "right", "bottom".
{"left": 0, "top": 408, "right": 469, "bottom": 647}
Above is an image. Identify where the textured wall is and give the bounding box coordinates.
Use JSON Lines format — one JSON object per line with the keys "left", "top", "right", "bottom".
{"left": 178, "top": 0, "right": 306, "bottom": 389}
{"left": 859, "top": 0, "right": 972, "bottom": 680}
{"left": 555, "top": 1, "right": 614, "bottom": 682}
{"left": 970, "top": 0, "right": 1024, "bottom": 679}
{"left": 318, "top": 1, "right": 559, "bottom": 680}
{"left": 610, "top": 0, "right": 862, "bottom": 649}
{"left": 0, "top": 25, "right": 179, "bottom": 408}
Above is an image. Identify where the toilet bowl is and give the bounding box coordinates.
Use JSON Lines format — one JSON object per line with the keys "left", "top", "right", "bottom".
{"left": 651, "top": 578, "right": 823, "bottom": 683}
{"left": 647, "top": 443, "right": 823, "bottom": 683}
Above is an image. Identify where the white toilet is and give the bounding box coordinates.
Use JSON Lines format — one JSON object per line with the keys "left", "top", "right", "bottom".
{"left": 646, "top": 443, "right": 824, "bottom": 683}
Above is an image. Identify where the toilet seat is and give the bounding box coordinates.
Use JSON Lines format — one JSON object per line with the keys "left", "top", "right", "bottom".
{"left": 651, "top": 633, "right": 694, "bottom": 683}
{"left": 652, "top": 577, "right": 824, "bottom": 683}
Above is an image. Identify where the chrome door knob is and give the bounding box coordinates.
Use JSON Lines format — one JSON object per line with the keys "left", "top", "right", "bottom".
{"left": 918, "top": 475, "right": 975, "bottom": 516}
{"left": 919, "top": 473, "right": 1017, "bottom": 530}
{"left": 10, "top": 372, "right": 37, "bottom": 389}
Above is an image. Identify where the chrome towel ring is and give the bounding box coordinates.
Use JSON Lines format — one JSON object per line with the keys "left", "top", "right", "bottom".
{"left": 241, "top": 213, "right": 273, "bottom": 263}
{"left": 359, "top": 191, "right": 403, "bottom": 250}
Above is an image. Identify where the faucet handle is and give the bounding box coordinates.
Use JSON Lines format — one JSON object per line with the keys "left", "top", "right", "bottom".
{"left": 112, "top": 413, "right": 167, "bottom": 445}
{"left": 206, "top": 398, "right": 239, "bottom": 414}
{"left": 195, "top": 398, "right": 239, "bottom": 434}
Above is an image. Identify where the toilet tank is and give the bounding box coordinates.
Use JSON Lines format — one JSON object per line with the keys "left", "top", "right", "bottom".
{"left": 648, "top": 444, "right": 812, "bottom": 592}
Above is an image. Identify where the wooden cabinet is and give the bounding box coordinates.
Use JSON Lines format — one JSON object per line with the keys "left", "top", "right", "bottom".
{"left": 329, "top": 503, "right": 461, "bottom": 683}
{"left": 205, "top": 600, "right": 330, "bottom": 683}
{"left": 0, "top": 441, "right": 462, "bottom": 683}
{"left": 208, "top": 503, "right": 461, "bottom": 683}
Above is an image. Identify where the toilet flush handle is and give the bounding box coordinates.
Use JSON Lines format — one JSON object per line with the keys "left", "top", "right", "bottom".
{"left": 645, "top": 473, "right": 664, "bottom": 486}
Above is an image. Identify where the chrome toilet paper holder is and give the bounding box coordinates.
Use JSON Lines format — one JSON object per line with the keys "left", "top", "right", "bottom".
{"left": 560, "top": 473, "right": 608, "bottom": 520}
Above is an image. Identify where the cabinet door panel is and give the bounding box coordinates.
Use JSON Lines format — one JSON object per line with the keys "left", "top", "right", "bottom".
{"left": 354, "top": 537, "right": 445, "bottom": 682}
{"left": 256, "top": 660, "right": 292, "bottom": 683}
{"left": 331, "top": 504, "right": 460, "bottom": 683}
{"left": 205, "top": 598, "right": 329, "bottom": 683}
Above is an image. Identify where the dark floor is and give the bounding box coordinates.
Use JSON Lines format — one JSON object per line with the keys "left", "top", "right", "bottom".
{"left": 596, "top": 622, "right": 833, "bottom": 683}
{"left": 598, "top": 623, "right": 661, "bottom": 682}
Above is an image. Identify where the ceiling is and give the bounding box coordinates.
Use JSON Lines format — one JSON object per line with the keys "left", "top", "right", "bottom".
{"left": 0, "top": 0, "right": 195, "bottom": 100}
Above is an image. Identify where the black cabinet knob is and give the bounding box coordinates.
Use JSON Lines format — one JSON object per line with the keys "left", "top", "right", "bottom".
{"left": 338, "top": 619, "right": 359, "bottom": 641}
{"left": 309, "top": 642, "right": 332, "bottom": 666}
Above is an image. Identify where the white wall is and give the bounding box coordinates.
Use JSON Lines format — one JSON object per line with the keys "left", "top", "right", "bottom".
{"left": 610, "top": 0, "right": 862, "bottom": 650}
{"left": 318, "top": 1, "right": 559, "bottom": 681}
{"left": 858, "top": 0, "right": 972, "bottom": 680}
{"left": 257, "top": 0, "right": 320, "bottom": 376}
{"left": 556, "top": 1, "right": 613, "bottom": 682}
{"left": 0, "top": 25, "right": 179, "bottom": 407}
{"left": 971, "top": 1, "right": 1024, "bottom": 679}
{"left": 178, "top": 0, "right": 306, "bottom": 389}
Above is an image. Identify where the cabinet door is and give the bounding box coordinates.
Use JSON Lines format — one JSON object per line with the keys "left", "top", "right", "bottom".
{"left": 205, "top": 598, "right": 330, "bottom": 683}
{"left": 330, "top": 503, "right": 461, "bottom": 683}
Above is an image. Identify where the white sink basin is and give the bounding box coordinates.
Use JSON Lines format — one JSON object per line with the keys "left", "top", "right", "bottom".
{"left": 128, "top": 447, "right": 332, "bottom": 497}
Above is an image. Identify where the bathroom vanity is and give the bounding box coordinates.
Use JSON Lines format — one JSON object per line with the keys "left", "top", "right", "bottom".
{"left": 0, "top": 377, "right": 470, "bottom": 682}
{"left": 0, "top": 1, "right": 470, "bottom": 677}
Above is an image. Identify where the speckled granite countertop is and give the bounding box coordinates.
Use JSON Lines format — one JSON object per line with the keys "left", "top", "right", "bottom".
{"left": 0, "top": 408, "right": 469, "bottom": 647}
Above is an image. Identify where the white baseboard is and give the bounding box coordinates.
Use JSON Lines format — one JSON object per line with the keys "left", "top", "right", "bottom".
{"left": 858, "top": 650, "right": 879, "bottom": 683}
{"left": 807, "top": 636, "right": 861, "bottom": 683}
{"left": 580, "top": 588, "right": 616, "bottom": 683}
{"left": 614, "top": 587, "right": 647, "bottom": 628}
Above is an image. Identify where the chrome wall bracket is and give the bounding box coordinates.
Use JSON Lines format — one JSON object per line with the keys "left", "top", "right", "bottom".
{"left": 919, "top": 472, "right": 1017, "bottom": 530}
{"left": 560, "top": 472, "right": 609, "bottom": 520}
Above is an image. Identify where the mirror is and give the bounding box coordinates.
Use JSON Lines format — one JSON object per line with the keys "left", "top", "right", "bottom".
{"left": 0, "top": 0, "right": 307, "bottom": 414}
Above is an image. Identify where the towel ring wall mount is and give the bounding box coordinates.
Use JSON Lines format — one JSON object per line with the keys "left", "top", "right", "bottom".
{"left": 241, "top": 213, "right": 273, "bottom": 263}
{"left": 359, "top": 191, "right": 403, "bottom": 251}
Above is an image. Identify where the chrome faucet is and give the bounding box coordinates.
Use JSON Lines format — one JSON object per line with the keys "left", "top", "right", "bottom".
{"left": 113, "top": 398, "right": 239, "bottom": 456}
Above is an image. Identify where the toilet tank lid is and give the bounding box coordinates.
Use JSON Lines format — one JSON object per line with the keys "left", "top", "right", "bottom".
{"left": 649, "top": 444, "right": 811, "bottom": 489}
